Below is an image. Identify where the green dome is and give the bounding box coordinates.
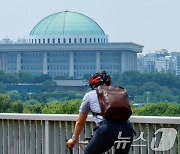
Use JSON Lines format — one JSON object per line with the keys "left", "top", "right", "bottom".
{"left": 30, "top": 11, "right": 105, "bottom": 35}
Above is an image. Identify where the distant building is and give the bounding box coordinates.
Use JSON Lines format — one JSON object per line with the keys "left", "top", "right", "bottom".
{"left": 0, "top": 11, "right": 143, "bottom": 78}
{"left": 154, "top": 60, "right": 166, "bottom": 72}
{"left": 5, "top": 83, "right": 42, "bottom": 93}
{"left": 177, "top": 55, "right": 180, "bottom": 76}
{"left": 137, "top": 49, "right": 180, "bottom": 75}
{"left": 0, "top": 38, "right": 14, "bottom": 44}
{"left": 54, "top": 79, "right": 88, "bottom": 91}
{"left": 5, "top": 80, "right": 89, "bottom": 92}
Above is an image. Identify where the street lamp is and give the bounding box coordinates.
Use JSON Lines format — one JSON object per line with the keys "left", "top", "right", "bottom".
{"left": 145, "top": 91, "right": 150, "bottom": 103}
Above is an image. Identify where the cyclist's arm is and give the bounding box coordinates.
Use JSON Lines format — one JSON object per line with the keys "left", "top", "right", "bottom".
{"left": 66, "top": 93, "right": 89, "bottom": 148}
{"left": 73, "top": 112, "right": 88, "bottom": 141}
{"left": 66, "top": 112, "right": 87, "bottom": 148}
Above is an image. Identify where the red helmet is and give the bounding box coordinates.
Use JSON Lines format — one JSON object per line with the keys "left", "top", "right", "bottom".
{"left": 89, "top": 71, "right": 112, "bottom": 89}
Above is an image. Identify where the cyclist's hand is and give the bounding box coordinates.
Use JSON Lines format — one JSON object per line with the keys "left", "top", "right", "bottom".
{"left": 66, "top": 139, "right": 76, "bottom": 148}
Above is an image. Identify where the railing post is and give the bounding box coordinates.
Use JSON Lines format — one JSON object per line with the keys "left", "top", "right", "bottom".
{"left": 54, "top": 121, "right": 60, "bottom": 154}
{"left": 148, "top": 124, "right": 154, "bottom": 154}
{"left": 14, "top": 120, "right": 19, "bottom": 154}
{"left": 140, "top": 124, "right": 147, "bottom": 154}
{"left": 45, "top": 120, "right": 54, "bottom": 154}
{"left": 79, "top": 127, "right": 85, "bottom": 154}
{"left": 25, "top": 120, "right": 30, "bottom": 154}
{"left": 36, "top": 121, "right": 42, "bottom": 154}
{"left": 3, "top": 120, "right": 8, "bottom": 154}
{"left": 133, "top": 123, "right": 140, "bottom": 154}
{"left": 42, "top": 121, "right": 45, "bottom": 154}
{"left": 0, "top": 120, "right": 2, "bottom": 154}
{"left": 30, "top": 121, "right": 35, "bottom": 154}
{"left": 19, "top": 120, "right": 25, "bottom": 154}
{"left": 154, "top": 124, "right": 161, "bottom": 154}
{"left": 60, "top": 121, "right": 66, "bottom": 154}
{"left": 178, "top": 125, "right": 180, "bottom": 154}
{"left": 8, "top": 120, "right": 13, "bottom": 154}
{"left": 170, "top": 124, "right": 176, "bottom": 154}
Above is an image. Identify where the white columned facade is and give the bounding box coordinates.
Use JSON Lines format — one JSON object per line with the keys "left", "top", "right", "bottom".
{"left": 43, "top": 52, "right": 48, "bottom": 74}
{"left": 96, "top": 51, "right": 101, "bottom": 72}
{"left": 16, "top": 52, "right": 21, "bottom": 73}
{"left": 69, "top": 51, "right": 74, "bottom": 77}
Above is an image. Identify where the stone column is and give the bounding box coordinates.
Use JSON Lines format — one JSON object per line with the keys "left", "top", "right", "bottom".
{"left": 2, "top": 52, "right": 6, "bottom": 72}
{"left": 96, "top": 51, "right": 101, "bottom": 72}
{"left": 134, "top": 52, "right": 137, "bottom": 70}
{"left": 0, "top": 53, "right": 2, "bottom": 70}
{"left": 69, "top": 51, "right": 74, "bottom": 77}
{"left": 43, "top": 52, "right": 48, "bottom": 74}
{"left": 16, "top": 52, "right": 21, "bottom": 73}
{"left": 121, "top": 51, "right": 126, "bottom": 73}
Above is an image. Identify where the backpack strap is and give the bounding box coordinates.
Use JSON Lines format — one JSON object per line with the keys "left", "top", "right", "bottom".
{"left": 92, "top": 112, "right": 102, "bottom": 116}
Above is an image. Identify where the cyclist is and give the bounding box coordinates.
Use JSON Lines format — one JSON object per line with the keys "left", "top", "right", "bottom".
{"left": 66, "top": 71, "right": 134, "bottom": 154}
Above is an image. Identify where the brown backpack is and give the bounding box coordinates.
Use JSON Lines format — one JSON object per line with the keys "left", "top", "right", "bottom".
{"left": 96, "top": 85, "right": 132, "bottom": 121}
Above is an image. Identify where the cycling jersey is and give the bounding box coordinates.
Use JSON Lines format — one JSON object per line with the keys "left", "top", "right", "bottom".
{"left": 79, "top": 90, "right": 103, "bottom": 126}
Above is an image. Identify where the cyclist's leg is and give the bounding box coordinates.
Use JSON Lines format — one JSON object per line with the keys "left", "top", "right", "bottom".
{"left": 84, "top": 120, "right": 134, "bottom": 154}
{"left": 113, "top": 122, "right": 134, "bottom": 154}
{"left": 84, "top": 123, "right": 115, "bottom": 154}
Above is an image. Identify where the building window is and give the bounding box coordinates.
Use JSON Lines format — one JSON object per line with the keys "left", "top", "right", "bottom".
{"left": 53, "top": 38, "right": 55, "bottom": 43}
{"left": 74, "top": 38, "right": 77, "bottom": 43}
{"left": 63, "top": 38, "right": 66, "bottom": 43}
{"left": 104, "top": 38, "right": 105, "bottom": 43}
{"left": 98, "top": 38, "right": 100, "bottom": 43}
{"left": 80, "top": 38, "right": 82, "bottom": 43}
{"left": 39, "top": 39, "right": 41, "bottom": 44}
{"left": 89, "top": 38, "right": 91, "bottom": 43}
{"left": 43, "top": 39, "right": 45, "bottom": 43}
{"left": 69, "top": 38, "right": 71, "bottom": 43}
{"left": 58, "top": 38, "right": 60, "bottom": 43}
{"left": 48, "top": 39, "right": 50, "bottom": 43}
{"left": 32, "top": 39, "right": 33, "bottom": 43}
{"left": 94, "top": 38, "right": 96, "bottom": 43}
{"left": 85, "top": 38, "right": 87, "bottom": 43}
{"left": 35, "top": 39, "right": 37, "bottom": 44}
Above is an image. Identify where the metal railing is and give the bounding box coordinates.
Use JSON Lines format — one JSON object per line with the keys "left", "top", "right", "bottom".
{"left": 0, "top": 113, "right": 179, "bottom": 154}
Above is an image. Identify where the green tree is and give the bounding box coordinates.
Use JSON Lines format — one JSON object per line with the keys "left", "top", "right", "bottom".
{"left": 42, "top": 80, "right": 57, "bottom": 92}
{"left": 0, "top": 82, "right": 5, "bottom": 93}
{"left": 42, "top": 102, "right": 63, "bottom": 114}
{"left": 132, "top": 102, "right": 180, "bottom": 116}
{"left": 5, "top": 73, "right": 20, "bottom": 83}
{"left": 165, "top": 103, "right": 180, "bottom": 116}
{"left": 18, "top": 71, "right": 34, "bottom": 83}
{"left": 83, "top": 74, "right": 91, "bottom": 80}
{"left": 7, "top": 91, "right": 22, "bottom": 102}
{"left": 0, "top": 70, "right": 6, "bottom": 82}
{"left": 23, "top": 103, "right": 46, "bottom": 113}
{"left": 0, "top": 94, "right": 10, "bottom": 112}
{"left": 11, "top": 101, "right": 23, "bottom": 113}
{"left": 33, "top": 74, "right": 52, "bottom": 83}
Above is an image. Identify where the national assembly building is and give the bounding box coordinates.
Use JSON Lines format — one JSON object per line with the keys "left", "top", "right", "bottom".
{"left": 0, "top": 11, "right": 143, "bottom": 78}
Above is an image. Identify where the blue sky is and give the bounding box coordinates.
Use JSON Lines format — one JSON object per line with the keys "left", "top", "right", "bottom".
{"left": 0, "top": 0, "right": 180, "bottom": 53}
